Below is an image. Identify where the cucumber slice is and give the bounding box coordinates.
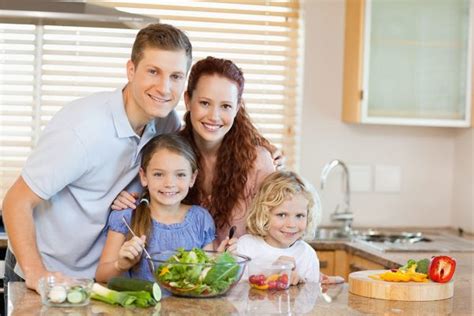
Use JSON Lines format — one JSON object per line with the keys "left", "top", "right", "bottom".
{"left": 152, "top": 283, "right": 162, "bottom": 302}
{"left": 67, "top": 289, "right": 85, "bottom": 304}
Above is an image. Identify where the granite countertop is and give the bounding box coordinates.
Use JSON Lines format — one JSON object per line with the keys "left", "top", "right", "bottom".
{"left": 8, "top": 242, "right": 474, "bottom": 315}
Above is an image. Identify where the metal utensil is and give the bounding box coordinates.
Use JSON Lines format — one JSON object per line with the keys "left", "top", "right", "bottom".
{"left": 224, "top": 226, "right": 237, "bottom": 251}
{"left": 121, "top": 216, "right": 152, "bottom": 261}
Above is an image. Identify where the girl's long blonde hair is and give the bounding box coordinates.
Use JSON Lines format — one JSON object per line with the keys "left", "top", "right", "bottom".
{"left": 246, "top": 171, "right": 318, "bottom": 241}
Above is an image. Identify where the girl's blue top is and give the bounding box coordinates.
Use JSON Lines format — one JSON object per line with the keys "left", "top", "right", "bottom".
{"left": 107, "top": 205, "right": 216, "bottom": 281}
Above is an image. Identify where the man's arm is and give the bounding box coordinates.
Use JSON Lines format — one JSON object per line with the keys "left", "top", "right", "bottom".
{"left": 2, "top": 176, "right": 52, "bottom": 291}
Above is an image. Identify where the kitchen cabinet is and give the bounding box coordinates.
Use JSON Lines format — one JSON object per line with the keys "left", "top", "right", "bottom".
{"left": 316, "top": 249, "right": 387, "bottom": 280}
{"left": 317, "top": 251, "right": 335, "bottom": 275}
{"left": 348, "top": 254, "right": 385, "bottom": 273}
{"left": 342, "top": 0, "right": 473, "bottom": 127}
{"left": 316, "top": 250, "right": 350, "bottom": 279}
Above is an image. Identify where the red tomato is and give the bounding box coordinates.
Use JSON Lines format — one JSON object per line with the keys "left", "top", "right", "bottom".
{"left": 279, "top": 273, "right": 289, "bottom": 285}
{"left": 276, "top": 281, "right": 288, "bottom": 290}
{"left": 429, "top": 256, "right": 456, "bottom": 283}
{"left": 267, "top": 281, "right": 278, "bottom": 290}
{"left": 249, "top": 274, "right": 266, "bottom": 285}
{"left": 249, "top": 275, "right": 258, "bottom": 284}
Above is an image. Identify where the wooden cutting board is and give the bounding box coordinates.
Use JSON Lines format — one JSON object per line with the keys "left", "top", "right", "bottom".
{"left": 349, "top": 270, "right": 454, "bottom": 301}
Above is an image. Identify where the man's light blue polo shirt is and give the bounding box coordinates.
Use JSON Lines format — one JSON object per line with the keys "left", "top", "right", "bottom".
{"left": 16, "top": 87, "right": 180, "bottom": 278}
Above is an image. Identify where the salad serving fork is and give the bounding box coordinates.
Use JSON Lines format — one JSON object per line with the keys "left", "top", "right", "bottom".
{"left": 121, "top": 216, "right": 153, "bottom": 261}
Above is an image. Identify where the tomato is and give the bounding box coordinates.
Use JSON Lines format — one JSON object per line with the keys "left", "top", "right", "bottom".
{"left": 276, "top": 281, "right": 288, "bottom": 290}
{"left": 429, "top": 256, "right": 456, "bottom": 283}
{"left": 249, "top": 275, "right": 259, "bottom": 284}
{"left": 279, "top": 273, "right": 289, "bottom": 285}
{"left": 267, "top": 281, "right": 278, "bottom": 290}
{"left": 249, "top": 274, "right": 266, "bottom": 285}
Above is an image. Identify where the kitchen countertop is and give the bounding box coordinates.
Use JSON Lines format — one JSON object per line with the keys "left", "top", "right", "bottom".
{"left": 8, "top": 241, "right": 474, "bottom": 315}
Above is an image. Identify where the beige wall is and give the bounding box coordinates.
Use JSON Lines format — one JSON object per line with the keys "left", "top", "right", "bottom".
{"left": 452, "top": 129, "right": 473, "bottom": 233}
{"left": 299, "top": 0, "right": 472, "bottom": 231}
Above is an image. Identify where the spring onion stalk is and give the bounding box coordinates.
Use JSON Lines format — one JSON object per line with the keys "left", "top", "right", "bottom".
{"left": 91, "top": 283, "right": 136, "bottom": 307}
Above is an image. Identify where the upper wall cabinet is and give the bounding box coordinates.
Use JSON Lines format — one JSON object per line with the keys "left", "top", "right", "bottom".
{"left": 342, "top": 0, "right": 473, "bottom": 127}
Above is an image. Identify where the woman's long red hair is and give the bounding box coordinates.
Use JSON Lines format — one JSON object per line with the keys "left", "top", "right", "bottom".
{"left": 180, "top": 56, "right": 274, "bottom": 229}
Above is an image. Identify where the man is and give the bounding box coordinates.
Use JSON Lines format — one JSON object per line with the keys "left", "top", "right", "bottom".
{"left": 2, "top": 23, "right": 192, "bottom": 293}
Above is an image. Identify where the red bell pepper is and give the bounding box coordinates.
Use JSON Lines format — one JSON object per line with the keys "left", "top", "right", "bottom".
{"left": 429, "top": 256, "right": 456, "bottom": 283}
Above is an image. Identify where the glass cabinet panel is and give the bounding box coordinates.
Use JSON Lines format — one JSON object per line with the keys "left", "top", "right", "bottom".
{"left": 362, "top": 0, "right": 471, "bottom": 126}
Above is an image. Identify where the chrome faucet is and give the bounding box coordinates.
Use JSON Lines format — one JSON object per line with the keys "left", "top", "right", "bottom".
{"left": 320, "top": 159, "right": 353, "bottom": 236}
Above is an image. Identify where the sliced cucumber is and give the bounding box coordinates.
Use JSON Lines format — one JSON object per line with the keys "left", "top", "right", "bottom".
{"left": 67, "top": 289, "right": 85, "bottom": 304}
{"left": 152, "top": 282, "right": 162, "bottom": 302}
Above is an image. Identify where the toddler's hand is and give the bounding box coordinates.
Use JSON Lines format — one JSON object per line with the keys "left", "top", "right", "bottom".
{"left": 116, "top": 235, "right": 146, "bottom": 271}
{"left": 321, "top": 274, "right": 345, "bottom": 284}
{"left": 273, "top": 256, "right": 302, "bottom": 285}
{"left": 111, "top": 191, "right": 138, "bottom": 210}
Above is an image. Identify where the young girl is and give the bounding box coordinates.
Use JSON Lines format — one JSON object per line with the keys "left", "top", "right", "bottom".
{"left": 236, "top": 171, "right": 320, "bottom": 285}
{"left": 96, "top": 134, "right": 225, "bottom": 282}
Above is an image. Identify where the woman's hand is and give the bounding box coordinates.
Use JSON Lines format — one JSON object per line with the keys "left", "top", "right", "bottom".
{"left": 111, "top": 191, "right": 139, "bottom": 210}
{"left": 216, "top": 237, "right": 238, "bottom": 253}
{"left": 115, "top": 235, "right": 146, "bottom": 271}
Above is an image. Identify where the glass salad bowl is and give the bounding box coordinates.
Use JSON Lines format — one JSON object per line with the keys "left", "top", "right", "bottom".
{"left": 148, "top": 248, "right": 250, "bottom": 298}
{"left": 38, "top": 276, "right": 93, "bottom": 307}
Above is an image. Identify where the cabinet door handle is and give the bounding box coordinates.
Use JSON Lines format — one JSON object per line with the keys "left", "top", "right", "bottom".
{"left": 320, "top": 261, "right": 328, "bottom": 269}
{"left": 349, "top": 263, "right": 365, "bottom": 272}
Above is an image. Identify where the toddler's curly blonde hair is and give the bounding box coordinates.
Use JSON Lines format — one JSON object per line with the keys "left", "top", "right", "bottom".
{"left": 246, "top": 171, "right": 317, "bottom": 241}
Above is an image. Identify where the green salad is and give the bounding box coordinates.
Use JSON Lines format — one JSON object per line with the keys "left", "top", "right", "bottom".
{"left": 156, "top": 248, "right": 240, "bottom": 297}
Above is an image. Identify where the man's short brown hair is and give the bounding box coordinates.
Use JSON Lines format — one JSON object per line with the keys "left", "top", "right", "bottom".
{"left": 131, "top": 23, "right": 192, "bottom": 70}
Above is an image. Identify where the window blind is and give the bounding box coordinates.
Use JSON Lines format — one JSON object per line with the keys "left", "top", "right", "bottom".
{"left": 0, "top": 0, "right": 302, "bottom": 203}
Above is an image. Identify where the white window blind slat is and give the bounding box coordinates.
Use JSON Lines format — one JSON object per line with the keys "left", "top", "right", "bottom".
{"left": 0, "top": 0, "right": 301, "bottom": 203}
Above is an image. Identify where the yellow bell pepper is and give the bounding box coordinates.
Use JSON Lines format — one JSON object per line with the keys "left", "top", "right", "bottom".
{"left": 250, "top": 283, "right": 269, "bottom": 290}
{"left": 266, "top": 274, "right": 280, "bottom": 282}
{"left": 370, "top": 268, "right": 428, "bottom": 283}
{"left": 159, "top": 266, "right": 170, "bottom": 277}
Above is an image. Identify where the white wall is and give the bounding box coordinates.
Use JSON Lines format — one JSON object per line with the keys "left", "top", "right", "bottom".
{"left": 452, "top": 129, "right": 473, "bottom": 233}
{"left": 299, "top": 0, "right": 470, "bottom": 230}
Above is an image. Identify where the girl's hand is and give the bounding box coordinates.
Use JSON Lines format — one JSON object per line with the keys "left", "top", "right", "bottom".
{"left": 216, "top": 237, "right": 238, "bottom": 253}
{"left": 111, "top": 191, "right": 138, "bottom": 210}
{"left": 116, "top": 235, "right": 146, "bottom": 271}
